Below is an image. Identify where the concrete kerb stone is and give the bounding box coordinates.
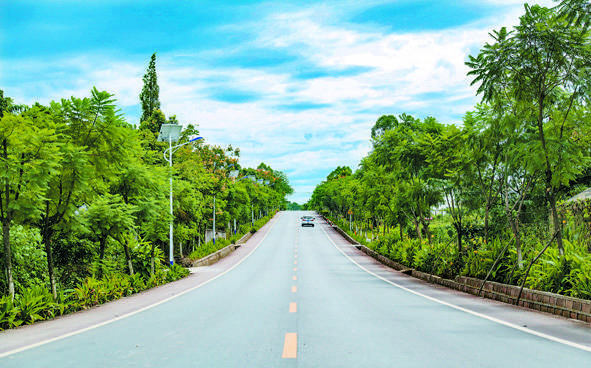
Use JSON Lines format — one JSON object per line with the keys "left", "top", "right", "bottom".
{"left": 191, "top": 229, "right": 255, "bottom": 268}
{"left": 328, "top": 221, "right": 591, "bottom": 324}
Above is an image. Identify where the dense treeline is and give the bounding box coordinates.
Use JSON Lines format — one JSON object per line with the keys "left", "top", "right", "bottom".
{"left": 0, "top": 53, "right": 293, "bottom": 307}
{"left": 309, "top": 2, "right": 591, "bottom": 299}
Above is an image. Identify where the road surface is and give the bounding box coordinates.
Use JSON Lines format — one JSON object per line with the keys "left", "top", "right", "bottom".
{"left": 0, "top": 211, "right": 590, "bottom": 367}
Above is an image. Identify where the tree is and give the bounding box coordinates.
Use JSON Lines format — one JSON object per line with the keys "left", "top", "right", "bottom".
{"left": 466, "top": 4, "right": 591, "bottom": 255}
{"left": 423, "top": 123, "right": 472, "bottom": 252}
{"left": 371, "top": 115, "right": 398, "bottom": 141}
{"left": 556, "top": 0, "right": 591, "bottom": 29}
{"left": 463, "top": 105, "right": 505, "bottom": 243}
{"left": 0, "top": 107, "right": 61, "bottom": 299}
{"left": 82, "top": 194, "right": 136, "bottom": 277}
{"left": 326, "top": 166, "right": 352, "bottom": 181}
{"left": 0, "top": 90, "right": 27, "bottom": 119}
{"left": 139, "top": 53, "right": 161, "bottom": 123}
{"left": 373, "top": 115, "right": 442, "bottom": 242}
{"left": 38, "top": 88, "right": 130, "bottom": 298}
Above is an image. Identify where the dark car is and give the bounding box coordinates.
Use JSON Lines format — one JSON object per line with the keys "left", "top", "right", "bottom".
{"left": 301, "top": 216, "right": 315, "bottom": 227}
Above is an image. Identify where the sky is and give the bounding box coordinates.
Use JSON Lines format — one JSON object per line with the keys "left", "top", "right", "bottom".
{"left": 0, "top": 0, "right": 555, "bottom": 204}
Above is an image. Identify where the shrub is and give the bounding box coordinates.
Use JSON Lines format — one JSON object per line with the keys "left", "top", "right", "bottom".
{"left": 569, "top": 261, "right": 591, "bottom": 300}
{"left": 15, "top": 285, "right": 57, "bottom": 324}
{"left": 0, "top": 295, "right": 20, "bottom": 330}
{"left": 132, "top": 238, "right": 165, "bottom": 280}
{"left": 166, "top": 264, "right": 190, "bottom": 282}
{"left": 73, "top": 277, "right": 106, "bottom": 309}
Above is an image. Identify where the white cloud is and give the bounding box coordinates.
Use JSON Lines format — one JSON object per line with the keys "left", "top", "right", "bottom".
{"left": 2, "top": 0, "right": 556, "bottom": 204}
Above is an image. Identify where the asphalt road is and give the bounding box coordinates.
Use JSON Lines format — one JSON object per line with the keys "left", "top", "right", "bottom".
{"left": 1, "top": 211, "right": 590, "bottom": 367}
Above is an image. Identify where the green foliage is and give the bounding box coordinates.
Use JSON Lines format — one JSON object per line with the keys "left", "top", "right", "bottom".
{"left": 71, "top": 269, "right": 182, "bottom": 311}
{"left": 308, "top": 3, "right": 591, "bottom": 304}
{"left": 0, "top": 66, "right": 292, "bottom": 329}
{"left": 0, "top": 295, "right": 20, "bottom": 330}
{"left": 189, "top": 239, "right": 230, "bottom": 261}
{"left": 131, "top": 237, "right": 164, "bottom": 279}
{"left": 139, "top": 53, "right": 161, "bottom": 124}
{"left": 189, "top": 214, "right": 274, "bottom": 261}
{"left": 166, "top": 264, "right": 189, "bottom": 282}
{"left": 8, "top": 226, "right": 48, "bottom": 293}
{"left": 15, "top": 285, "right": 57, "bottom": 324}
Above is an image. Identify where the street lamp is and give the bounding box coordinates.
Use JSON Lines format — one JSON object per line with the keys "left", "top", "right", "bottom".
{"left": 158, "top": 123, "right": 203, "bottom": 266}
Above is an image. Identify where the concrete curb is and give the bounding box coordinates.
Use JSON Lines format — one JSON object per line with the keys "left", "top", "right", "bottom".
{"left": 330, "top": 221, "right": 591, "bottom": 323}
{"left": 191, "top": 231, "right": 254, "bottom": 267}
{"left": 192, "top": 244, "right": 239, "bottom": 267}
{"left": 191, "top": 217, "right": 275, "bottom": 267}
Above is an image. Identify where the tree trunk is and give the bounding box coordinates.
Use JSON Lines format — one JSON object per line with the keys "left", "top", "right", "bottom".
{"left": 508, "top": 218, "right": 523, "bottom": 268}
{"left": 98, "top": 237, "right": 108, "bottom": 279}
{"left": 422, "top": 220, "right": 432, "bottom": 245}
{"left": 123, "top": 242, "right": 133, "bottom": 275}
{"left": 150, "top": 244, "right": 156, "bottom": 276}
{"left": 414, "top": 220, "right": 422, "bottom": 242}
{"left": 484, "top": 206, "right": 490, "bottom": 245}
{"left": 41, "top": 227, "right": 57, "bottom": 299}
{"left": 548, "top": 192, "right": 564, "bottom": 255}
{"left": 2, "top": 220, "right": 14, "bottom": 300}
{"left": 455, "top": 223, "right": 463, "bottom": 254}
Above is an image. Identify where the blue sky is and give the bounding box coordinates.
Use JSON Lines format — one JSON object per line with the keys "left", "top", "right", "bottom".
{"left": 0, "top": 0, "right": 553, "bottom": 204}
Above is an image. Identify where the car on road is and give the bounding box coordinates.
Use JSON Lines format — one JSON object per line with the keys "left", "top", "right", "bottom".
{"left": 301, "top": 216, "right": 315, "bottom": 227}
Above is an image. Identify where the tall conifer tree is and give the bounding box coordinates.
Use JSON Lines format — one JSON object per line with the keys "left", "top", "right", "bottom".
{"left": 139, "top": 53, "right": 160, "bottom": 123}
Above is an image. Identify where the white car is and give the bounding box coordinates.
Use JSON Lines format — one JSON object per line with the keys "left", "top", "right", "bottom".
{"left": 301, "top": 216, "right": 315, "bottom": 227}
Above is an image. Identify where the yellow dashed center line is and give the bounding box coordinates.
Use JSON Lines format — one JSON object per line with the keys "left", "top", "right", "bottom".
{"left": 289, "top": 302, "right": 297, "bottom": 313}
{"left": 294, "top": 260, "right": 297, "bottom": 265}
{"left": 293, "top": 275, "right": 297, "bottom": 281}
{"left": 282, "top": 333, "right": 297, "bottom": 359}
{"left": 291, "top": 286, "right": 297, "bottom": 293}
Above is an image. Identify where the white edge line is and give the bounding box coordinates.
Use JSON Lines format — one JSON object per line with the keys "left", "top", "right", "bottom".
{"left": 320, "top": 224, "right": 591, "bottom": 353}
{"left": 0, "top": 213, "right": 283, "bottom": 359}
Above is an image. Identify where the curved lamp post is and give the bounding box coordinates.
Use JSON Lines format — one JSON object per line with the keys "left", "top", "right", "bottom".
{"left": 159, "top": 123, "right": 203, "bottom": 266}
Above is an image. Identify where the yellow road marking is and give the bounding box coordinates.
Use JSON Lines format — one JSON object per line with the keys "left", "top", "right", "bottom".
{"left": 294, "top": 254, "right": 298, "bottom": 258}
{"left": 294, "top": 260, "right": 297, "bottom": 265}
{"left": 282, "top": 333, "right": 297, "bottom": 359}
{"left": 289, "top": 302, "right": 297, "bottom": 313}
{"left": 293, "top": 275, "right": 297, "bottom": 281}
{"left": 291, "top": 286, "right": 297, "bottom": 293}
{"left": 293, "top": 267, "right": 297, "bottom": 272}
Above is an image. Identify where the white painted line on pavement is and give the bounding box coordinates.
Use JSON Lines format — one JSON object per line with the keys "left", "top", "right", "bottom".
{"left": 320, "top": 224, "right": 591, "bottom": 353}
{"left": 0, "top": 213, "right": 284, "bottom": 359}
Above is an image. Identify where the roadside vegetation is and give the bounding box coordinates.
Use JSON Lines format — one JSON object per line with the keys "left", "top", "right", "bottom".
{"left": 308, "top": 1, "right": 591, "bottom": 301}
{"left": 0, "top": 54, "right": 292, "bottom": 329}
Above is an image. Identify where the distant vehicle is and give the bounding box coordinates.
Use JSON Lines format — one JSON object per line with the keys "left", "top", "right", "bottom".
{"left": 301, "top": 216, "right": 315, "bottom": 227}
